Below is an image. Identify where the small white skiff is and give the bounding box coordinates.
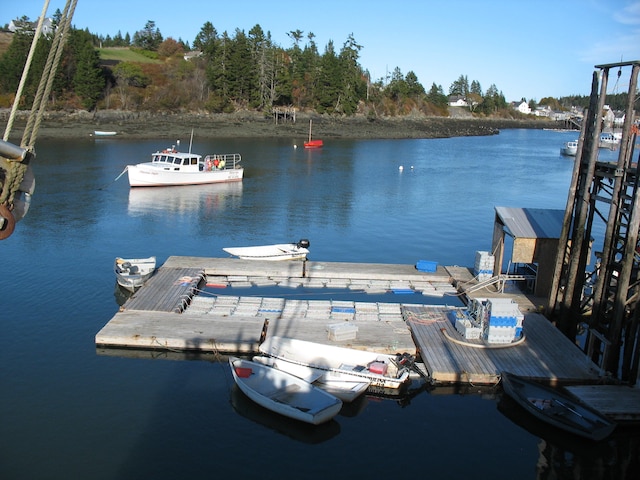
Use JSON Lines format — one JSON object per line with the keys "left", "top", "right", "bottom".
{"left": 229, "top": 357, "right": 342, "bottom": 425}
{"left": 252, "top": 355, "right": 370, "bottom": 402}
{"left": 114, "top": 256, "right": 156, "bottom": 292}
{"left": 223, "top": 239, "right": 310, "bottom": 260}
{"left": 259, "top": 336, "right": 411, "bottom": 390}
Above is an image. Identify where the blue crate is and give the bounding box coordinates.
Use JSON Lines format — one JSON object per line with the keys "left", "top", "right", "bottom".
{"left": 416, "top": 260, "right": 437, "bottom": 272}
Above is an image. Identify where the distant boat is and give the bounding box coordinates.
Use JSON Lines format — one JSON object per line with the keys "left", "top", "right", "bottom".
{"left": 114, "top": 256, "right": 156, "bottom": 292}
{"left": 599, "top": 132, "right": 621, "bottom": 150}
{"left": 501, "top": 372, "right": 616, "bottom": 442}
{"left": 560, "top": 140, "right": 578, "bottom": 156}
{"left": 223, "top": 239, "right": 310, "bottom": 261}
{"left": 229, "top": 356, "right": 342, "bottom": 425}
{"left": 93, "top": 131, "right": 117, "bottom": 136}
{"left": 127, "top": 145, "right": 243, "bottom": 187}
{"left": 304, "top": 119, "right": 323, "bottom": 149}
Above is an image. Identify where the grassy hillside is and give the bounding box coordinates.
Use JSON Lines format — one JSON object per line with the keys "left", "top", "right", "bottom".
{"left": 97, "top": 47, "right": 161, "bottom": 64}
{"left": 0, "top": 31, "right": 13, "bottom": 56}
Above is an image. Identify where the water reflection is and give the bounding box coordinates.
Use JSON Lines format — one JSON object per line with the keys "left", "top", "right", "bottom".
{"left": 128, "top": 183, "right": 243, "bottom": 216}
{"left": 229, "top": 384, "right": 340, "bottom": 444}
{"left": 497, "top": 394, "right": 639, "bottom": 479}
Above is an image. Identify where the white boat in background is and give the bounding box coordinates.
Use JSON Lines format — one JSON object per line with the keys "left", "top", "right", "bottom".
{"left": 93, "top": 130, "right": 117, "bottom": 136}
{"left": 223, "top": 239, "right": 310, "bottom": 260}
{"left": 599, "top": 132, "right": 621, "bottom": 149}
{"left": 114, "top": 256, "right": 156, "bottom": 292}
{"left": 229, "top": 356, "right": 342, "bottom": 425}
{"left": 127, "top": 145, "right": 243, "bottom": 187}
{"left": 252, "top": 355, "right": 370, "bottom": 402}
{"left": 560, "top": 140, "right": 578, "bottom": 156}
{"left": 259, "top": 336, "right": 412, "bottom": 390}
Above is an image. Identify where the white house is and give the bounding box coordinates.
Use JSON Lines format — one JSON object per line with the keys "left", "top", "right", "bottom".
{"left": 515, "top": 101, "right": 531, "bottom": 114}
{"left": 8, "top": 17, "right": 54, "bottom": 36}
{"left": 448, "top": 95, "right": 468, "bottom": 107}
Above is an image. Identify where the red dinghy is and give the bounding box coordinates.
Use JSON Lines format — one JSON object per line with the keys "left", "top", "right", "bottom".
{"left": 304, "top": 119, "right": 323, "bottom": 148}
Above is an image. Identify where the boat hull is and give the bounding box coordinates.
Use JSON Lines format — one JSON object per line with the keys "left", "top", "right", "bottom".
{"left": 501, "top": 372, "right": 616, "bottom": 441}
{"left": 114, "top": 256, "right": 156, "bottom": 292}
{"left": 223, "top": 243, "right": 309, "bottom": 260}
{"left": 127, "top": 164, "right": 243, "bottom": 187}
{"left": 252, "top": 355, "right": 370, "bottom": 402}
{"left": 259, "top": 336, "right": 411, "bottom": 390}
{"left": 229, "top": 357, "right": 342, "bottom": 425}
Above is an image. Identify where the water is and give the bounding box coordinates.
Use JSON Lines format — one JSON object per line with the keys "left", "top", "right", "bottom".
{"left": 1, "top": 129, "right": 635, "bottom": 479}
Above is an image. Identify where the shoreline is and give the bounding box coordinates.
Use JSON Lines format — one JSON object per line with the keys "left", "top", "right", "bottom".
{"left": 2, "top": 110, "right": 561, "bottom": 141}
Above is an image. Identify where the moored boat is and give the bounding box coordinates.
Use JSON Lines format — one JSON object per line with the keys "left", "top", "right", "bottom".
{"left": 304, "top": 119, "right": 323, "bottom": 149}
{"left": 127, "top": 145, "right": 243, "bottom": 187}
{"left": 252, "top": 355, "right": 370, "bottom": 402}
{"left": 500, "top": 372, "right": 616, "bottom": 441}
{"left": 259, "top": 336, "right": 412, "bottom": 390}
{"left": 114, "top": 256, "right": 156, "bottom": 292}
{"left": 229, "top": 356, "right": 342, "bottom": 425}
{"left": 93, "top": 130, "right": 117, "bottom": 136}
{"left": 560, "top": 140, "right": 578, "bottom": 156}
{"left": 223, "top": 239, "right": 310, "bottom": 260}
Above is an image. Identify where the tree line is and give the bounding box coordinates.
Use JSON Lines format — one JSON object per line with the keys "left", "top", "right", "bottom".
{"left": 1, "top": 15, "right": 620, "bottom": 116}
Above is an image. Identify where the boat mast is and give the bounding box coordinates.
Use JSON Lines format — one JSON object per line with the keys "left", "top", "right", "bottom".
{"left": 308, "top": 120, "right": 312, "bottom": 142}
{"left": 188, "top": 128, "right": 194, "bottom": 153}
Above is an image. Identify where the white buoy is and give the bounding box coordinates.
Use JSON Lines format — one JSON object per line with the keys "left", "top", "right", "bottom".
{"left": 399, "top": 166, "right": 404, "bottom": 171}
{"left": 294, "top": 144, "right": 297, "bottom": 149}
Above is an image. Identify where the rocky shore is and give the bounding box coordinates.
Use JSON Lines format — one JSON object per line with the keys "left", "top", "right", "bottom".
{"left": 2, "top": 109, "right": 559, "bottom": 141}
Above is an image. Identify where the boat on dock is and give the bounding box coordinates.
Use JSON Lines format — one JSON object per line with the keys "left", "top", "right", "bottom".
{"left": 229, "top": 356, "right": 342, "bottom": 425}
{"left": 114, "top": 256, "right": 156, "bottom": 292}
{"left": 127, "top": 145, "right": 243, "bottom": 187}
{"left": 500, "top": 372, "right": 616, "bottom": 442}
{"left": 560, "top": 140, "right": 578, "bottom": 156}
{"left": 258, "top": 336, "right": 412, "bottom": 390}
{"left": 223, "top": 239, "right": 310, "bottom": 260}
{"left": 252, "top": 355, "right": 370, "bottom": 402}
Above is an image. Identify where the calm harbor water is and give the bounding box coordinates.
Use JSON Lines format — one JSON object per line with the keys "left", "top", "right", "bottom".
{"left": 1, "top": 129, "right": 636, "bottom": 479}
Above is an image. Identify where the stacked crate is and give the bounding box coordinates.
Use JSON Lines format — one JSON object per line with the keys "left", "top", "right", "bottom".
{"left": 483, "top": 298, "right": 524, "bottom": 344}
{"left": 474, "top": 251, "right": 495, "bottom": 281}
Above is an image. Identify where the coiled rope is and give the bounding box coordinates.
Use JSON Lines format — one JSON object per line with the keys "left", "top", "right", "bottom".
{"left": 0, "top": 0, "right": 78, "bottom": 240}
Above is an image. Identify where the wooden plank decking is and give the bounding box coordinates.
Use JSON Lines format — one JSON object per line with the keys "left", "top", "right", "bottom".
{"left": 405, "top": 305, "right": 601, "bottom": 385}
{"left": 124, "top": 267, "right": 205, "bottom": 312}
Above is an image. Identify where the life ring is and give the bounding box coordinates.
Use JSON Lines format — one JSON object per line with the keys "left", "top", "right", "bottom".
{"left": 0, "top": 203, "right": 16, "bottom": 240}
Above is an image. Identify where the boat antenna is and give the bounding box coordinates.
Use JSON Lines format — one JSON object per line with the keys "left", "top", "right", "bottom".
{"left": 189, "top": 128, "right": 194, "bottom": 153}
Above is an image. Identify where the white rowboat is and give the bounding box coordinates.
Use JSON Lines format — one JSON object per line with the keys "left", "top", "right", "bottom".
{"left": 223, "top": 239, "right": 310, "bottom": 261}
{"left": 259, "top": 336, "right": 411, "bottom": 390}
{"left": 252, "top": 355, "right": 370, "bottom": 402}
{"left": 114, "top": 256, "right": 156, "bottom": 292}
{"left": 229, "top": 357, "right": 342, "bottom": 425}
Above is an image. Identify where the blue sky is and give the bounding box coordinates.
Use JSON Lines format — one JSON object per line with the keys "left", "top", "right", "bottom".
{"left": 2, "top": 0, "right": 639, "bottom": 101}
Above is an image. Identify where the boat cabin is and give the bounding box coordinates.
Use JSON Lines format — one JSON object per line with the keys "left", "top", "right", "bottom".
{"left": 151, "top": 150, "right": 202, "bottom": 172}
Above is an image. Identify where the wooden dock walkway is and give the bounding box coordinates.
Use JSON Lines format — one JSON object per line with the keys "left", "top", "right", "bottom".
{"left": 97, "top": 256, "right": 600, "bottom": 385}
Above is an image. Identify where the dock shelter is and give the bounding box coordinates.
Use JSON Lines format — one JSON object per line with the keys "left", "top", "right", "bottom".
{"left": 491, "top": 207, "right": 567, "bottom": 298}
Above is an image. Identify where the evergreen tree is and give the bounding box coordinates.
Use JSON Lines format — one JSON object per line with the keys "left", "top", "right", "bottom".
{"left": 74, "top": 41, "right": 105, "bottom": 110}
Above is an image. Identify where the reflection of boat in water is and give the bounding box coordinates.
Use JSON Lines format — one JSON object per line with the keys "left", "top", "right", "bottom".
{"left": 128, "top": 182, "right": 243, "bottom": 215}
{"left": 229, "top": 384, "right": 340, "bottom": 444}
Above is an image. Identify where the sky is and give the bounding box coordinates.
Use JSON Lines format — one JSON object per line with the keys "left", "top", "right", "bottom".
{"left": 1, "top": 0, "right": 639, "bottom": 101}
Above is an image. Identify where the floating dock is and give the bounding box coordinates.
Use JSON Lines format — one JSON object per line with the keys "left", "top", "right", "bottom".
{"left": 98, "top": 257, "right": 598, "bottom": 383}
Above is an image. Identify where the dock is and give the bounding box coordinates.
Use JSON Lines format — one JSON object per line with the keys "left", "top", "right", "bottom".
{"left": 98, "top": 256, "right": 599, "bottom": 383}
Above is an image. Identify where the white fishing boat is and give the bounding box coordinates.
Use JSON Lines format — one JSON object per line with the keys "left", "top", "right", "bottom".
{"left": 252, "top": 355, "right": 370, "bottom": 402}
{"left": 599, "top": 132, "right": 621, "bottom": 149}
{"left": 229, "top": 356, "right": 342, "bottom": 425}
{"left": 114, "top": 256, "right": 156, "bottom": 292}
{"left": 560, "top": 140, "right": 578, "bottom": 156}
{"left": 93, "top": 130, "right": 117, "bottom": 136}
{"left": 127, "top": 144, "right": 243, "bottom": 187}
{"left": 259, "top": 336, "right": 412, "bottom": 390}
{"left": 223, "top": 239, "right": 310, "bottom": 260}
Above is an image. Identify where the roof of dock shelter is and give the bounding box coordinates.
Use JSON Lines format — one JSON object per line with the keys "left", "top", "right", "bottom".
{"left": 495, "top": 206, "right": 565, "bottom": 239}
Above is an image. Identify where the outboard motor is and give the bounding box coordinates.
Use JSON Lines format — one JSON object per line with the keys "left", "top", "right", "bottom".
{"left": 297, "top": 239, "right": 310, "bottom": 249}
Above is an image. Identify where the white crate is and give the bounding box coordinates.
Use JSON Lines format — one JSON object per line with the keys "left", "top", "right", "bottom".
{"left": 455, "top": 318, "right": 482, "bottom": 339}
{"left": 327, "top": 322, "right": 358, "bottom": 341}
